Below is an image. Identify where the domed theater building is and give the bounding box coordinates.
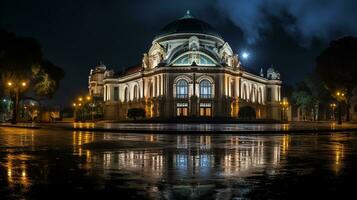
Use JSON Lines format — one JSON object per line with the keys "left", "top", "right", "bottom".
{"left": 88, "top": 11, "right": 283, "bottom": 120}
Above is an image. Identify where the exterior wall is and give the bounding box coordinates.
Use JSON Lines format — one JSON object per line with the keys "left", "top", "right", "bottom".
{"left": 100, "top": 67, "right": 282, "bottom": 120}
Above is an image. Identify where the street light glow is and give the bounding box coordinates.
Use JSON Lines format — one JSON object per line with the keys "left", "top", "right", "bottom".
{"left": 21, "top": 82, "right": 27, "bottom": 87}
{"left": 7, "top": 82, "right": 12, "bottom": 86}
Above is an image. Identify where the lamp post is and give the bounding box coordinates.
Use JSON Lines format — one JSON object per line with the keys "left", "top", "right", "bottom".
{"left": 280, "top": 99, "right": 289, "bottom": 121}
{"left": 330, "top": 103, "right": 337, "bottom": 121}
{"left": 7, "top": 81, "right": 28, "bottom": 124}
{"left": 86, "top": 95, "right": 94, "bottom": 121}
{"left": 72, "top": 95, "right": 92, "bottom": 122}
{"left": 336, "top": 91, "right": 345, "bottom": 125}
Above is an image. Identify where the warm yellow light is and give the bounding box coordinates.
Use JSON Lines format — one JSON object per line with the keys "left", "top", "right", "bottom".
{"left": 78, "top": 97, "right": 83, "bottom": 101}
{"left": 21, "top": 82, "right": 27, "bottom": 87}
{"left": 73, "top": 103, "right": 77, "bottom": 107}
{"left": 7, "top": 82, "right": 12, "bottom": 86}
{"left": 336, "top": 92, "right": 340, "bottom": 96}
{"left": 86, "top": 96, "right": 91, "bottom": 101}
{"left": 78, "top": 103, "right": 82, "bottom": 106}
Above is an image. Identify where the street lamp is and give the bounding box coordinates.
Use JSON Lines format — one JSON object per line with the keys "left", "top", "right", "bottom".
{"left": 280, "top": 99, "right": 289, "bottom": 121}
{"left": 6, "top": 80, "right": 28, "bottom": 124}
{"left": 330, "top": 103, "right": 336, "bottom": 120}
{"left": 335, "top": 91, "right": 346, "bottom": 125}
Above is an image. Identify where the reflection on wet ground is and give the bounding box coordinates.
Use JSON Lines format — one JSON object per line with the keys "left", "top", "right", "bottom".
{"left": 0, "top": 127, "right": 357, "bottom": 199}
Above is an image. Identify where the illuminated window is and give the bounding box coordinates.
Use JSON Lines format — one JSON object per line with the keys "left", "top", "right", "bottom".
{"left": 176, "top": 80, "right": 188, "bottom": 98}
{"left": 200, "top": 80, "right": 212, "bottom": 98}
{"left": 199, "top": 103, "right": 212, "bottom": 117}
{"left": 173, "top": 53, "right": 216, "bottom": 66}
{"left": 174, "top": 55, "right": 190, "bottom": 65}
{"left": 176, "top": 103, "right": 188, "bottom": 116}
{"left": 199, "top": 55, "right": 215, "bottom": 65}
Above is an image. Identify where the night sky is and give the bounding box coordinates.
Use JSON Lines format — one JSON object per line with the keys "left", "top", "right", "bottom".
{"left": 1, "top": 0, "right": 357, "bottom": 106}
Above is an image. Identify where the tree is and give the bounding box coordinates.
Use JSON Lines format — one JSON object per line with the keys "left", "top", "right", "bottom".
{"left": 33, "top": 60, "right": 65, "bottom": 99}
{"left": 0, "top": 29, "right": 43, "bottom": 123}
{"left": 0, "top": 29, "right": 64, "bottom": 123}
{"left": 316, "top": 36, "right": 357, "bottom": 122}
{"left": 292, "top": 74, "right": 331, "bottom": 121}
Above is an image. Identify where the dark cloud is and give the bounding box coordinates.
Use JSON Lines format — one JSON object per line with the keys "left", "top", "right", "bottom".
{"left": 217, "top": 0, "right": 357, "bottom": 45}
{"left": 0, "top": 0, "right": 356, "bottom": 105}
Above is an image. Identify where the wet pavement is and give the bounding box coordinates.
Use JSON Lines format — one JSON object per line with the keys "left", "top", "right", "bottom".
{"left": 3, "top": 121, "right": 357, "bottom": 133}
{"left": 1, "top": 127, "right": 357, "bottom": 199}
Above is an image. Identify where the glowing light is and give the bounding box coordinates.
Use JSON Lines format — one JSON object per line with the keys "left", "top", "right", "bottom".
{"left": 86, "top": 96, "right": 91, "bottom": 101}
{"left": 78, "top": 97, "right": 83, "bottom": 102}
{"left": 7, "top": 82, "right": 12, "bottom": 86}
{"left": 21, "top": 82, "right": 27, "bottom": 87}
{"left": 242, "top": 52, "right": 249, "bottom": 59}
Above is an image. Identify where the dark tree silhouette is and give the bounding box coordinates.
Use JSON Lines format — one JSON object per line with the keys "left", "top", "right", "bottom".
{"left": 0, "top": 29, "right": 64, "bottom": 123}
{"left": 316, "top": 36, "right": 357, "bottom": 122}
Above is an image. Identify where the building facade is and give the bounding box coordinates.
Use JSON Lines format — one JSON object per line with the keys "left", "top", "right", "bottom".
{"left": 89, "top": 11, "right": 283, "bottom": 120}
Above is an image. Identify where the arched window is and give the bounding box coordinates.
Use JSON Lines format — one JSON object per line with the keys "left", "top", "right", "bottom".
{"left": 231, "top": 81, "right": 235, "bottom": 97}
{"left": 149, "top": 82, "right": 154, "bottom": 98}
{"left": 200, "top": 80, "right": 212, "bottom": 99}
{"left": 251, "top": 86, "right": 256, "bottom": 102}
{"left": 243, "top": 84, "right": 247, "bottom": 100}
{"left": 173, "top": 53, "right": 216, "bottom": 66}
{"left": 124, "top": 87, "right": 129, "bottom": 102}
{"left": 174, "top": 55, "right": 190, "bottom": 65}
{"left": 258, "top": 88, "right": 262, "bottom": 104}
{"left": 176, "top": 79, "right": 188, "bottom": 98}
{"left": 133, "top": 85, "right": 138, "bottom": 100}
{"left": 199, "top": 54, "right": 215, "bottom": 65}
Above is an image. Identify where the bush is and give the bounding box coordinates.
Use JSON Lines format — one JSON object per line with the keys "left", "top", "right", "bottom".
{"left": 127, "top": 108, "right": 146, "bottom": 120}
{"left": 238, "top": 106, "right": 256, "bottom": 119}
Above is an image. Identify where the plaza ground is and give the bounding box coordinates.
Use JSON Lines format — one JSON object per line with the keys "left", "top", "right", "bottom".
{"left": 0, "top": 127, "right": 356, "bottom": 199}
{"left": 2, "top": 121, "right": 357, "bottom": 134}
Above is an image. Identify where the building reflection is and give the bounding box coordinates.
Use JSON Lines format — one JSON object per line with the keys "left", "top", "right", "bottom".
{"left": 330, "top": 134, "right": 345, "bottom": 174}
{"left": 222, "top": 137, "right": 266, "bottom": 176}
{"left": 72, "top": 131, "right": 94, "bottom": 162}
{"left": 5, "top": 154, "right": 30, "bottom": 188}
{"left": 89, "top": 135, "right": 290, "bottom": 181}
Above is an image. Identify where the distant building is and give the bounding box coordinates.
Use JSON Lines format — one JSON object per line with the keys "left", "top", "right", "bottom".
{"left": 88, "top": 63, "right": 107, "bottom": 98}
{"left": 88, "top": 11, "right": 283, "bottom": 120}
